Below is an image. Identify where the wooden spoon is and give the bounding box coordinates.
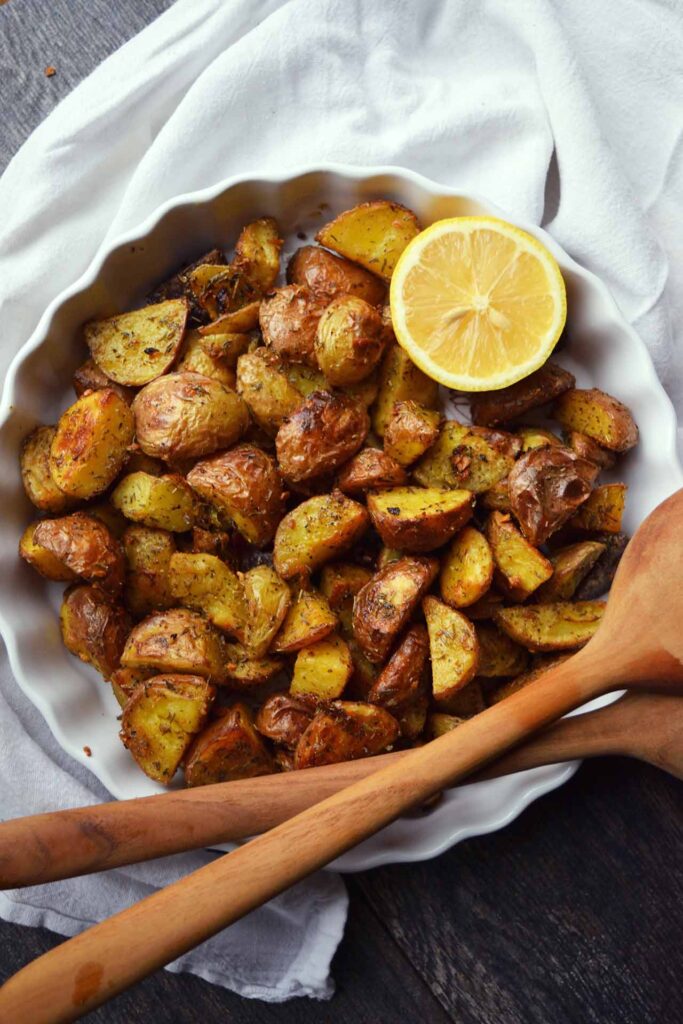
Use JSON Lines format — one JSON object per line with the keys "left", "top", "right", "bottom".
{"left": 2, "top": 488, "right": 683, "bottom": 1023}
{"left": 0, "top": 689, "right": 681, "bottom": 891}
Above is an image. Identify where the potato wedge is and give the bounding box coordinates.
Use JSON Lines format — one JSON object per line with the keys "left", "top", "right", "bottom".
{"left": 255, "top": 692, "right": 318, "bottom": 749}
{"left": 169, "top": 552, "right": 245, "bottom": 638}
{"left": 485, "top": 511, "right": 553, "bottom": 601}
{"left": 260, "top": 285, "right": 329, "bottom": 366}
{"left": 121, "top": 608, "right": 227, "bottom": 679}
{"left": 553, "top": 388, "right": 638, "bottom": 452}
{"left": 574, "top": 532, "right": 629, "bottom": 600}
{"left": 367, "top": 486, "right": 473, "bottom": 552}
{"left": 60, "top": 584, "right": 131, "bottom": 680}
{"left": 564, "top": 430, "right": 616, "bottom": 470}
{"left": 242, "top": 565, "right": 291, "bottom": 658}
{"left": 465, "top": 589, "right": 505, "bottom": 621}
{"left": 383, "top": 401, "right": 441, "bottom": 467}
{"left": 568, "top": 483, "right": 626, "bottom": 534}
{"left": 111, "top": 472, "right": 196, "bottom": 532}
{"left": 123, "top": 525, "right": 176, "bottom": 618}
{"left": 535, "top": 541, "right": 606, "bottom": 602}
{"left": 515, "top": 425, "right": 563, "bottom": 452}
{"left": 470, "top": 362, "right": 575, "bottom": 426}
{"left": 273, "top": 491, "right": 369, "bottom": 579}
{"left": 147, "top": 248, "right": 226, "bottom": 321}
{"left": 271, "top": 587, "right": 337, "bottom": 653}
{"left": 276, "top": 390, "right": 369, "bottom": 483}
{"left": 174, "top": 329, "right": 237, "bottom": 387}
{"left": 375, "top": 546, "right": 402, "bottom": 571}
{"left": 199, "top": 302, "right": 262, "bottom": 335}
{"left": 287, "top": 245, "right": 386, "bottom": 305}
{"left": 186, "top": 265, "right": 260, "bottom": 322}
{"left": 50, "top": 389, "right": 134, "bottom": 499}
{"left": 294, "top": 700, "right": 400, "bottom": 768}
{"left": 476, "top": 623, "right": 529, "bottom": 677}
{"left": 494, "top": 601, "right": 605, "bottom": 651}
{"left": 72, "top": 359, "right": 135, "bottom": 403}
{"left": 314, "top": 295, "right": 385, "bottom": 385}
{"left": 33, "top": 512, "right": 125, "bottom": 593}
{"left": 486, "top": 654, "right": 572, "bottom": 705}
{"left": 110, "top": 666, "right": 154, "bottom": 708}
{"left": 439, "top": 526, "right": 494, "bottom": 609}
{"left": 236, "top": 350, "right": 303, "bottom": 435}
{"left": 352, "top": 556, "right": 438, "bottom": 663}
{"left": 198, "top": 331, "right": 251, "bottom": 367}
{"left": 232, "top": 217, "right": 282, "bottom": 293}
{"left": 19, "top": 523, "right": 78, "bottom": 582}
{"left": 423, "top": 596, "right": 479, "bottom": 703}
{"left": 367, "top": 624, "right": 429, "bottom": 711}
{"left": 371, "top": 344, "right": 439, "bottom": 436}
{"left": 320, "top": 562, "right": 373, "bottom": 613}
{"left": 20, "top": 426, "right": 75, "bottom": 513}
{"left": 120, "top": 675, "right": 215, "bottom": 784}
{"left": 336, "top": 448, "right": 407, "bottom": 495}
{"left": 184, "top": 704, "right": 275, "bottom": 787}
{"left": 436, "top": 678, "right": 486, "bottom": 718}
{"left": 315, "top": 200, "right": 421, "bottom": 281}
{"left": 86, "top": 299, "right": 189, "bottom": 386}
{"left": 290, "top": 633, "right": 353, "bottom": 699}
{"left": 223, "top": 642, "right": 284, "bottom": 687}
{"left": 413, "top": 422, "right": 515, "bottom": 494}
{"left": 508, "top": 446, "right": 598, "bottom": 545}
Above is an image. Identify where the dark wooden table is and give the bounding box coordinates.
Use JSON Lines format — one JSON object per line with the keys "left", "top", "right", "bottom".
{"left": 1, "top": 2, "right": 681, "bottom": 1021}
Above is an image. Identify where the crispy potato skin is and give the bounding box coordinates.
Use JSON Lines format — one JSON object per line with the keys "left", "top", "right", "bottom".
{"left": 287, "top": 246, "right": 386, "bottom": 305}
{"left": 86, "top": 298, "right": 189, "bottom": 386}
{"left": 133, "top": 371, "right": 249, "bottom": 461}
{"left": 367, "top": 624, "right": 429, "bottom": 710}
{"left": 494, "top": 601, "right": 605, "bottom": 651}
{"left": 294, "top": 701, "right": 400, "bottom": 769}
{"left": 148, "top": 248, "right": 226, "bottom": 324}
{"left": 232, "top": 217, "right": 282, "bottom": 293}
{"left": 383, "top": 401, "right": 441, "bottom": 467}
{"left": 20, "top": 426, "right": 75, "bottom": 513}
{"left": 273, "top": 491, "right": 369, "bottom": 579}
{"left": 255, "top": 692, "right": 318, "bottom": 749}
{"left": 352, "top": 556, "right": 438, "bottom": 663}
{"left": 314, "top": 296, "right": 385, "bottom": 385}
{"left": 508, "top": 446, "right": 598, "bottom": 546}
{"left": 33, "top": 512, "right": 125, "bottom": 593}
{"left": 315, "top": 200, "right": 421, "bottom": 281}
{"left": 319, "top": 562, "right": 373, "bottom": 611}
{"left": 50, "top": 389, "right": 135, "bottom": 500}
{"left": 60, "top": 583, "right": 131, "bottom": 679}
{"left": 121, "top": 608, "right": 227, "bottom": 680}
{"left": 19, "top": 523, "right": 79, "bottom": 582}
{"left": 72, "top": 359, "right": 135, "bottom": 403}
{"left": 111, "top": 472, "right": 196, "bottom": 533}
{"left": 367, "top": 486, "right": 474, "bottom": 552}
{"left": 470, "top": 362, "right": 575, "bottom": 426}
{"left": 553, "top": 388, "right": 638, "bottom": 452}
{"left": 186, "top": 264, "right": 260, "bottom": 322}
{"left": 236, "top": 350, "right": 304, "bottom": 436}
{"left": 565, "top": 430, "right": 616, "bottom": 469}
{"left": 336, "top": 448, "right": 407, "bottom": 495}
{"left": 574, "top": 532, "right": 629, "bottom": 600}
{"left": 276, "top": 390, "right": 369, "bottom": 483}
{"left": 423, "top": 596, "right": 480, "bottom": 703}
{"left": 259, "top": 285, "right": 330, "bottom": 366}
{"left": 184, "top": 704, "right": 275, "bottom": 787}
{"left": 187, "top": 444, "right": 286, "bottom": 547}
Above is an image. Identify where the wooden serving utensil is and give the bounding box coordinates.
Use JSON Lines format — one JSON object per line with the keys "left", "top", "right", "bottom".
{"left": 2, "top": 488, "right": 683, "bottom": 1023}
{"left": 0, "top": 689, "right": 681, "bottom": 891}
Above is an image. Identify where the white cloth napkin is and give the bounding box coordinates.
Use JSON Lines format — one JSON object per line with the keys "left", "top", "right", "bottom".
{"left": 1, "top": 0, "right": 681, "bottom": 1003}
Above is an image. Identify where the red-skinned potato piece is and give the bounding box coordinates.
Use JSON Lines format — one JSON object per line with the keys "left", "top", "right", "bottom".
{"left": 508, "top": 446, "right": 598, "bottom": 546}
{"left": 184, "top": 704, "right": 275, "bottom": 787}
{"left": 60, "top": 583, "right": 131, "bottom": 680}
{"left": 287, "top": 245, "right": 386, "bottom": 305}
{"left": 276, "top": 390, "right": 369, "bottom": 483}
{"left": 255, "top": 692, "right": 319, "bottom": 749}
{"left": 367, "top": 624, "right": 429, "bottom": 711}
{"left": 259, "top": 285, "right": 330, "bottom": 367}
{"left": 352, "top": 556, "right": 438, "bottom": 664}
{"left": 33, "top": 512, "right": 125, "bottom": 594}
{"left": 336, "top": 448, "right": 408, "bottom": 495}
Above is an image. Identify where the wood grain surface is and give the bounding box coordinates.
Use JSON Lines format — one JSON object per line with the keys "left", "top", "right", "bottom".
{"left": 0, "top": 2, "right": 681, "bottom": 1021}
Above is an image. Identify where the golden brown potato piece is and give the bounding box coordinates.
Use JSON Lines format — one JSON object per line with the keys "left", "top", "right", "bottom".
{"left": 199, "top": 302, "right": 262, "bottom": 335}
{"left": 470, "top": 362, "right": 575, "bottom": 426}
{"left": 564, "top": 430, "right": 616, "bottom": 469}
{"left": 242, "top": 565, "right": 291, "bottom": 658}
{"left": 185, "top": 704, "right": 275, "bottom": 787}
{"left": 72, "top": 359, "right": 135, "bottom": 403}
{"left": 439, "top": 526, "right": 494, "bottom": 608}
{"left": 486, "top": 654, "right": 572, "bottom": 705}
{"left": 88, "top": 500, "right": 130, "bottom": 539}
{"left": 120, "top": 674, "right": 215, "bottom": 784}
{"left": 480, "top": 479, "right": 511, "bottom": 512}
{"left": 275, "top": 391, "right": 369, "bottom": 483}
{"left": 255, "top": 692, "right": 318, "bottom": 749}
{"left": 133, "top": 371, "right": 249, "bottom": 461}
{"left": 294, "top": 700, "right": 400, "bottom": 769}
{"left": 19, "top": 523, "right": 78, "bottom": 582}
{"left": 20, "top": 426, "right": 75, "bottom": 513}
{"left": 50, "top": 389, "right": 134, "bottom": 500}
{"left": 352, "top": 556, "right": 438, "bottom": 663}
{"left": 423, "top": 596, "right": 479, "bottom": 703}
{"left": 535, "top": 541, "right": 606, "bottom": 602}
{"left": 86, "top": 299, "right": 189, "bottom": 386}
{"left": 336, "top": 447, "right": 408, "bottom": 495}
{"left": 123, "top": 525, "right": 176, "bottom": 618}
{"left": 111, "top": 472, "right": 196, "bottom": 532}
{"left": 186, "top": 264, "right": 260, "bottom": 322}
{"left": 271, "top": 588, "right": 337, "bottom": 653}
{"left": 186, "top": 526, "right": 233, "bottom": 560}
{"left": 568, "top": 483, "right": 626, "bottom": 534}
{"left": 413, "top": 422, "right": 515, "bottom": 494}
{"left": 475, "top": 623, "right": 528, "bottom": 677}
{"left": 494, "top": 601, "right": 605, "bottom": 651}
{"left": 259, "top": 285, "right": 329, "bottom": 366}
{"left": 367, "top": 624, "right": 429, "bottom": 711}
{"left": 437, "top": 678, "right": 486, "bottom": 718}
{"left": 553, "top": 388, "right": 638, "bottom": 452}
{"left": 383, "top": 401, "right": 441, "bottom": 467}
{"left": 232, "top": 217, "right": 282, "bottom": 293}
{"left": 147, "top": 248, "right": 226, "bottom": 322}
{"left": 372, "top": 344, "right": 439, "bottom": 436}
{"left": 32, "top": 512, "right": 125, "bottom": 593}
{"left": 574, "top": 532, "right": 629, "bottom": 600}
{"left": 273, "top": 491, "right": 369, "bottom": 579}
{"left": 236, "top": 349, "right": 304, "bottom": 435}
{"left": 375, "top": 546, "right": 402, "bottom": 571}
{"left": 290, "top": 633, "right": 354, "bottom": 699}
{"left": 223, "top": 643, "right": 284, "bottom": 688}
{"left": 316, "top": 201, "right": 421, "bottom": 281}
{"left": 465, "top": 589, "right": 505, "bottom": 621}
{"left": 187, "top": 445, "right": 286, "bottom": 547}
{"left": 110, "top": 666, "right": 154, "bottom": 708}
{"left": 395, "top": 697, "right": 429, "bottom": 742}
{"left": 60, "top": 584, "right": 131, "bottom": 680}
{"left": 508, "top": 447, "right": 598, "bottom": 546}
{"left": 515, "top": 425, "right": 563, "bottom": 452}
{"left": 320, "top": 562, "right": 373, "bottom": 612}
{"left": 314, "top": 296, "right": 385, "bottom": 385}
{"left": 169, "top": 552, "right": 245, "bottom": 638}
{"left": 367, "top": 486, "right": 473, "bottom": 552}
{"left": 121, "top": 608, "right": 227, "bottom": 679}
{"left": 287, "top": 245, "right": 386, "bottom": 305}
{"left": 485, "top": 511, "right": 553, "bottom": 601}
{"left": 199, "top": 331, "right": 251, "bottom": 367}
{"left": 427, "top": 713, "right": 467, "bottom": 739}
{"left": 174, "top": 329, "right": 237, "bottom": 387}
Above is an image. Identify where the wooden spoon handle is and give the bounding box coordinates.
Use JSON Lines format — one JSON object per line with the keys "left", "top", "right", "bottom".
{"left": 0, "top": 647, "right": 620, "bottom": 1023}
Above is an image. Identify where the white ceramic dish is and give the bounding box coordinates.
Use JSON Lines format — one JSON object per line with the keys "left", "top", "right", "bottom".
{"left": 1, "top": 166, "right": 681, "bottom": 873}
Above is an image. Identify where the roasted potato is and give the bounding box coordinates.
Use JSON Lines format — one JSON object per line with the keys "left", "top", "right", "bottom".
{"left": 223, "top": 643, "right": 284, "bottom": 687}
{"left": 271, "top": 587, "right": 337, "bottom": 653}
{"left": 32, "top": 512, "right": 125, "bottom": 593}
{"left": 72, "top": 359, "right": 135, "bottom": 403}
{"left": 375, "top": 546, "right": 402, "bottom": 571}
{"left": 294, "top": 700, "right": 400, "bottom": 769}
{"left": 553, "top": 387, "right": 638, "bottom": 452}
{"left": 316, "top": 200, "right": 421, "bottom": 281}
{"left": 494, "top": 601, "right": 605, "bottom": 651}
{"left": 19, "top": 523, "right": 78, "bottom": 582}
{"left": 255, "top": 692, "right": 318, "bottom": 749}
{"left": 515, "top": 425, "right": 563, "bottom": 452}
{"left": 574, "top": 532, "right": 629, "bottom": 600}
{"left": 395, "top": 696, "right": 429, "bottom": 741}
{"left": 383, "top": 401, "right": 441, "bottom": 467}
{"left": 352, "top": 556, "right": 438, "bottom": 663}
{"left": 50, "top": 389, "right": 134, "bottom": 500}
{"left": 20, "top": 426, "right": 75, "bottom": 513}
{"left": 486, "top": 654, "right": 572, "bottom": 705}
{"left": 465, "top": 589, "right": 505, "bottom": 621}
{"left": 120, "top": 674, "right": 215, "bottom": 783}
{"left": 437, "top": 678, "right": 485, "bottom": 718}
{"left": 535, "top": 540, "right": 606, "bottom": 602}
{"left": 287, "top": 245, "right": 386, "bottom": 305}
{"left": 439, "top": 526, "right": 494, "bottom": 608}
{"left": 199, "top": 301, "right": 262, "bottom": 335}
{"left": 111, "top": 472, "right": 196, "bottom": 532}
{"left": 60, "top": 583, "right": 131, "bottom": 679}
{"left": 367, "top": 486, "right": 473, "bottom": 552}
{"left": 470, "top": 362, "right": 575, "bottom": 426}
{"left": 275, "top": 391, "right": 369, "bottom": 483}
{"left": 320, "top": 562, "right": 373, "bottom": 613}
{"left": 123, "top": 525, "right": 176, "bottom": 618}
{"left": 568, "top": 483, "right": 626, "bottom": 534}
{"left": 273, "top": 491, "right": 369, "bottom": 579}
{"left": 423, "top": 596, "right": 479, "bottom": 703}
{"left": 427, "top": 712, "right": 467, "bottom": 739}
{"left": 174, "top": 329, "right": 237, "bottom": 387}
{"left": 187, "top": 445, "right": 285, "bottom": 547}
{"left": 186, "top": 264, "right": 260, "bottom": 322}
{"left": 290, "top": 633, "right": 354, "bottom": 699}
{"left": 110, "top": 666, "right": 154, "bottom": 708}
{"left": 564, "top": 430, "right": 616, "bottom": 470}
{"left": 185, "top": 703, "right": 275, "bottom": 787}
{"left": 480, "top": 478, "right": 511, "bottom": 512}
{"left": 336, "top": 447, "right": 408, "bottom": 495}
{"left": 85, "top": 299, "right": 189, "bottom": 386}
{"left": 367, "top": 624, "right": 429, "bottom": 711}
{"left": 186, "top": 526, "right": 233, "bottom": 560}
{"left": 485, "top": 511, "right": 553, "bottom": 601}
{"left": 168, "top": 552, "right": 245, "bottom": 638}
{"left": 199, "top": 331, "right": 251, "bottom": 367}
{"left": 475, "top": 622, "right": 528, "bottom": 677}
{"left": 235, "top": 350, "right": 303, "bottom": 435}
{"left": 121, "top": 608, "right": 227, "bottom": 679}
{"left": 242, "top": 565, "right": 291, "bottom": 657}
{"left": 88, "top": 500, "right": 129, "bottom": 539}
{"left": 147, "top": 247, "right": 226, "bottom": 311}
{"left": 413, "top": 422, "right": 515, "bottom": 494}
{"left": 133, "top": 371, "right": 249, "bottom": 461}
{"left": 507, "top": 446, "right": 598, "bottom": 546}
{"left": 372, "top": 344, "right": 439, "bottom": 436}
{"left": 314, "top": 295, "right": 385, "bottom": 385}
{"left": 259, "top": 285, "right": 329, "bottom": 366}
{"left": 232, "top": 217, "right": 282, "bottom": 293}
